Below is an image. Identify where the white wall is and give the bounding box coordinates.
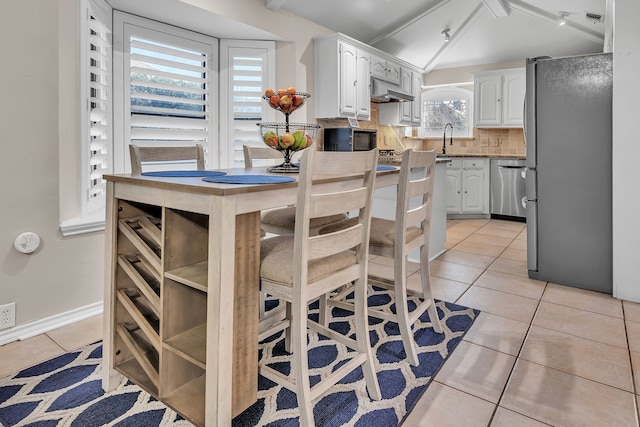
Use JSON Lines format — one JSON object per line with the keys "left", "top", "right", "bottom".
{"left": 0, "top": 1, "right": 105, "bottom": 335}
{"left": 423, "top": 59, "right": 526, "bottom": 87}
{"left": 612, "top": 0, "right": 640, "bottom": 301}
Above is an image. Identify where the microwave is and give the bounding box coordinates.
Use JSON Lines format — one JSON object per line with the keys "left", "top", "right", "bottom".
{"left": 323, "top": 128, "right": 377, "bottom": 152}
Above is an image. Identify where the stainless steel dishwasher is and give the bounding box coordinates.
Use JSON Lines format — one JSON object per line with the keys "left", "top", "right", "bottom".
{"left": 490, "top": 159, "right": 527, "bottom": 219}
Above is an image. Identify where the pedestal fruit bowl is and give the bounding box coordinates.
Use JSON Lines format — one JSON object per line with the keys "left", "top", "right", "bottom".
{"left": 258, "top": 88, "right": 321, "bottom": 173}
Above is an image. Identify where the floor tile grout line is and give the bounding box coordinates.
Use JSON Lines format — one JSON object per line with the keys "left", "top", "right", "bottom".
{"left": 621, "top": 303, "right": 640, "bottom": 422}
{"left": 485, "top": 281, "right": 548, "bottom": 426}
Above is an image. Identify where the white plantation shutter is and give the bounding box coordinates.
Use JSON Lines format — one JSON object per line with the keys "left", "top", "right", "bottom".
{"left": 231, "top": 54, "right": 265, "bottom": 167}
{"left": 83, "top": 0, "right": 112, "bottom": 214}
{"left": 115, "top": 13, "right": 218, "bottom": 171}
{"left": 220, "top": 41, "right": 275, "bottom": 168}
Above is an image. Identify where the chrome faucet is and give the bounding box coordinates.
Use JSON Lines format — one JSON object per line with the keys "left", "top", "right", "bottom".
{"left": 443, "top": 123, "right": 453, "bottom": 155}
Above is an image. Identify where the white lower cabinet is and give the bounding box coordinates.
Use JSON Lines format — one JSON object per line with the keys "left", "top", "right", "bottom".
{"left": 446, "top": 158, "right": 490, "bottom": 217}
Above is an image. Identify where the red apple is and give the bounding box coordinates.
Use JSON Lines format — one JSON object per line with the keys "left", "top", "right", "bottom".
{"left": 292, "top": 95, "right": 304, "bottom": 107}
{"left": 304, "top": 133, "right": 313, "bottom": 148}
{"left": 269, "top": 95, "right": 280, "bottom": 108}
{"left": 278, "top": 95, "right": 293, "bottom": 112}
{"left": 279, "top": 132, "right": 295, "bottom": 148}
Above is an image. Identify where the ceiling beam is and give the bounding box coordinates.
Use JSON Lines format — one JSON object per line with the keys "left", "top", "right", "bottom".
{"left": 481, "top": 0, "right": 510, "bottom": 18}
{"left": 422, "top": 2, "right": 485, "bottom": 73}
{"left": 509, "top": 0, "right": 604, "bottom": 45}
{"left": 367, "top": 0, "right": 451, "bottom": 46}
{"left": 265, "top": 0, "right": 288, "bottom": 11}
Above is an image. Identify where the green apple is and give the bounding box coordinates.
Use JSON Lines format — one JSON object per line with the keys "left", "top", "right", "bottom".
{"left": 291, "top": 130, "right": 305, "bottom": 150}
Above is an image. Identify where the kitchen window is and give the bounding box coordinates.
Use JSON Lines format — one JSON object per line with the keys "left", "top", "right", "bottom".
{"left": 113, "top": 11, "right": 218, "bottom": 172}
{"left": 61, "top": 5, "right": 274, "bottom": 236}
{"left": 420, "top": 86, "right": 473, "bottom": 138}
{"left": 219, "top": 40, "right": 275, "bottom": 168}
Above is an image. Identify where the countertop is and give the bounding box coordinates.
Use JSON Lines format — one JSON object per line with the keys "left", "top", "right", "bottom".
{"left": 378, "top": 152, "right": 525, "bottom": 165}
{"left": 438, "top": 153, "right": 526, "bottom": 159}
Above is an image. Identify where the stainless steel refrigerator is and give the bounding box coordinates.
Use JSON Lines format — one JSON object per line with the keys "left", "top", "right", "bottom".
{"left": 525, "top": 53, "right": 613, "bottom": 294}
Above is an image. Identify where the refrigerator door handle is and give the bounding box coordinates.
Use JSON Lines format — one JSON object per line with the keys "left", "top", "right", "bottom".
{"left": 527, "top": 200, "right": 538, "bottom": 276}
{"left": 526, "top": 168, "right": 537, "bottom": 202}
{"left": 525, "top": 59, "right": 537, "bottom": 170}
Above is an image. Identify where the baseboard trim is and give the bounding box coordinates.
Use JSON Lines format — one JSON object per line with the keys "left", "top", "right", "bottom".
{"left": 0, "top": 302, "right": 103, "bottom": 346}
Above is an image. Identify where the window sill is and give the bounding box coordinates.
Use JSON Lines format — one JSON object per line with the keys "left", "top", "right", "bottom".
{"left": 60, "top": 212, "right": 105, "bottom": 237}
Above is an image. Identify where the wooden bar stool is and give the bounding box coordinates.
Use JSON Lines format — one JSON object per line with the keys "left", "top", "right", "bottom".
{"left": 320, "top": 149, "right": 443, "bottom": 366}
{"left": 258, "top": 148, "right": 381, "bottom": 426}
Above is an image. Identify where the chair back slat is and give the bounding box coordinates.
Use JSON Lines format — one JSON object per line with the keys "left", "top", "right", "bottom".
{"left": 243, "top": 145, "right": 284, "bottom": 168}
{"left": 405, "top": 204, "right": 429, "bottom": 229}
{"left": 310, "top": 188, "right": 368, "bottom": 219}
{"left": 308, "top": 224, "right": 363, "bottom": 261}
{"left": 406, "top": 177, "right": 430, "bottom": 200}
{"left": 129, "top": 144, "right": 205, "bottom": 175}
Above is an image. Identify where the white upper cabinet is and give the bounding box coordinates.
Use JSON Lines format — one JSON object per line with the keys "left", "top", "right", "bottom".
{"left": 371, "top": 55, "right": 401, "bottom": 85}
{"left": 399, "top": 68, "right": 412, "bottom": 123}
{"left": 314, "top": 35, "right": 371, "bottom": 120}
{"left": 314, "top": 33, "right": 423, "bottom": 122}
{"left": 473, "top": 68, "right": 525, "bottom": 128}
{"left": 378, "top": 69, "right": 423, "bottom": 126}
{"left": 411, "top": 71, "right": 422, "bottom": 124}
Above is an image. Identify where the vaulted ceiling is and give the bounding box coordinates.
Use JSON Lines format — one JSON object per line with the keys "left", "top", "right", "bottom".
{"left": 266, "top": 0, "right": 608, "bottom": 72}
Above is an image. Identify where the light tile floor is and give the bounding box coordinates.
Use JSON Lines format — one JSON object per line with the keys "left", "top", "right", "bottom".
{"left": 402, "top": 219, "right": 640, "bottom": 427}
{"left": 1, "top": 219, "right": 639, "bottom": 426}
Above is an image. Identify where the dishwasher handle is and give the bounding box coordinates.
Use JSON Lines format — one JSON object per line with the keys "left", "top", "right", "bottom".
{"left": 498, "top": 165, "right": 526, "bottom": 169}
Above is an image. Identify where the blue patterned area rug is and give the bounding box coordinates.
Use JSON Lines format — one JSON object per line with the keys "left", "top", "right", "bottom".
{"left": 0, "top": 290, "right": 478, "bottom": 427}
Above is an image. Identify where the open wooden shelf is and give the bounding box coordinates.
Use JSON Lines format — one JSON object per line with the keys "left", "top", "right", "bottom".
{"left": 163, "top": 374, "right": 206, "bottom": 427}
{"left": 163, "top": 323, "right": 206, "bottom": 369}
{"left": 165, "top": 261, "right": 208, "bottom": 293}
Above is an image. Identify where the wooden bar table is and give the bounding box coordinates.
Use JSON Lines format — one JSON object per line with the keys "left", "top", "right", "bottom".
{"left": 101, "top": 166, "right": 400, "bottom": 426}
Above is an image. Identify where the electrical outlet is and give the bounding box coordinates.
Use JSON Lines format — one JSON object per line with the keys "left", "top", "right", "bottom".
{"left": 0, "top": 303, "right": 16, "bottom": 330}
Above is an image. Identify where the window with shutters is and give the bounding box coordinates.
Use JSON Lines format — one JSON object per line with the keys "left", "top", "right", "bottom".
{"left": 219, "top": 40, "right": 275, "bottom": 168}
{"left": 83, "top": 0, "right": 112, "bottom": 215}
{"left": 113, "top": 12, "right": 218, "bottom": 172}
{"left": 63, "top": 8, "right": 276, "bottom": 235}
{"left": 60, "top": 0, "right": 112, "bottom": 237}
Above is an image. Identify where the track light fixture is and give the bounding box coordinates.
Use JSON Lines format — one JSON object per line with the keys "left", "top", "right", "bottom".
{"left": 441, "top": 28, "right": 451, "bottom": 42}
{"left": 558, "top": 12, "right": 568, "bottom": 25}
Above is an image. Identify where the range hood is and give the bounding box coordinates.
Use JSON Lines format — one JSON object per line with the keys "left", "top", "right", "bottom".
{"left": 370, "top": 77, "right": 414, "bottom": 103}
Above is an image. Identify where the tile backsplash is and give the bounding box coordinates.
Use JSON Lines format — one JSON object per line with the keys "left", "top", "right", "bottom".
{"left": 417, "top": 128, "right": 526, "bottom": 156}
{"left": 316, "top": 103, "right": 525, "bottom": 157}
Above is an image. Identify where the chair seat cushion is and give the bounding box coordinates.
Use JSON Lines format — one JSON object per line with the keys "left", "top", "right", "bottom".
{"left": 260, "top": 235, "right": 357, "bottom": 286}
{"left": 261, "top": 207, "right": 348, "bottom": 230}
{"left": 369, "top": 217, "right": 423, "bottom": 249}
